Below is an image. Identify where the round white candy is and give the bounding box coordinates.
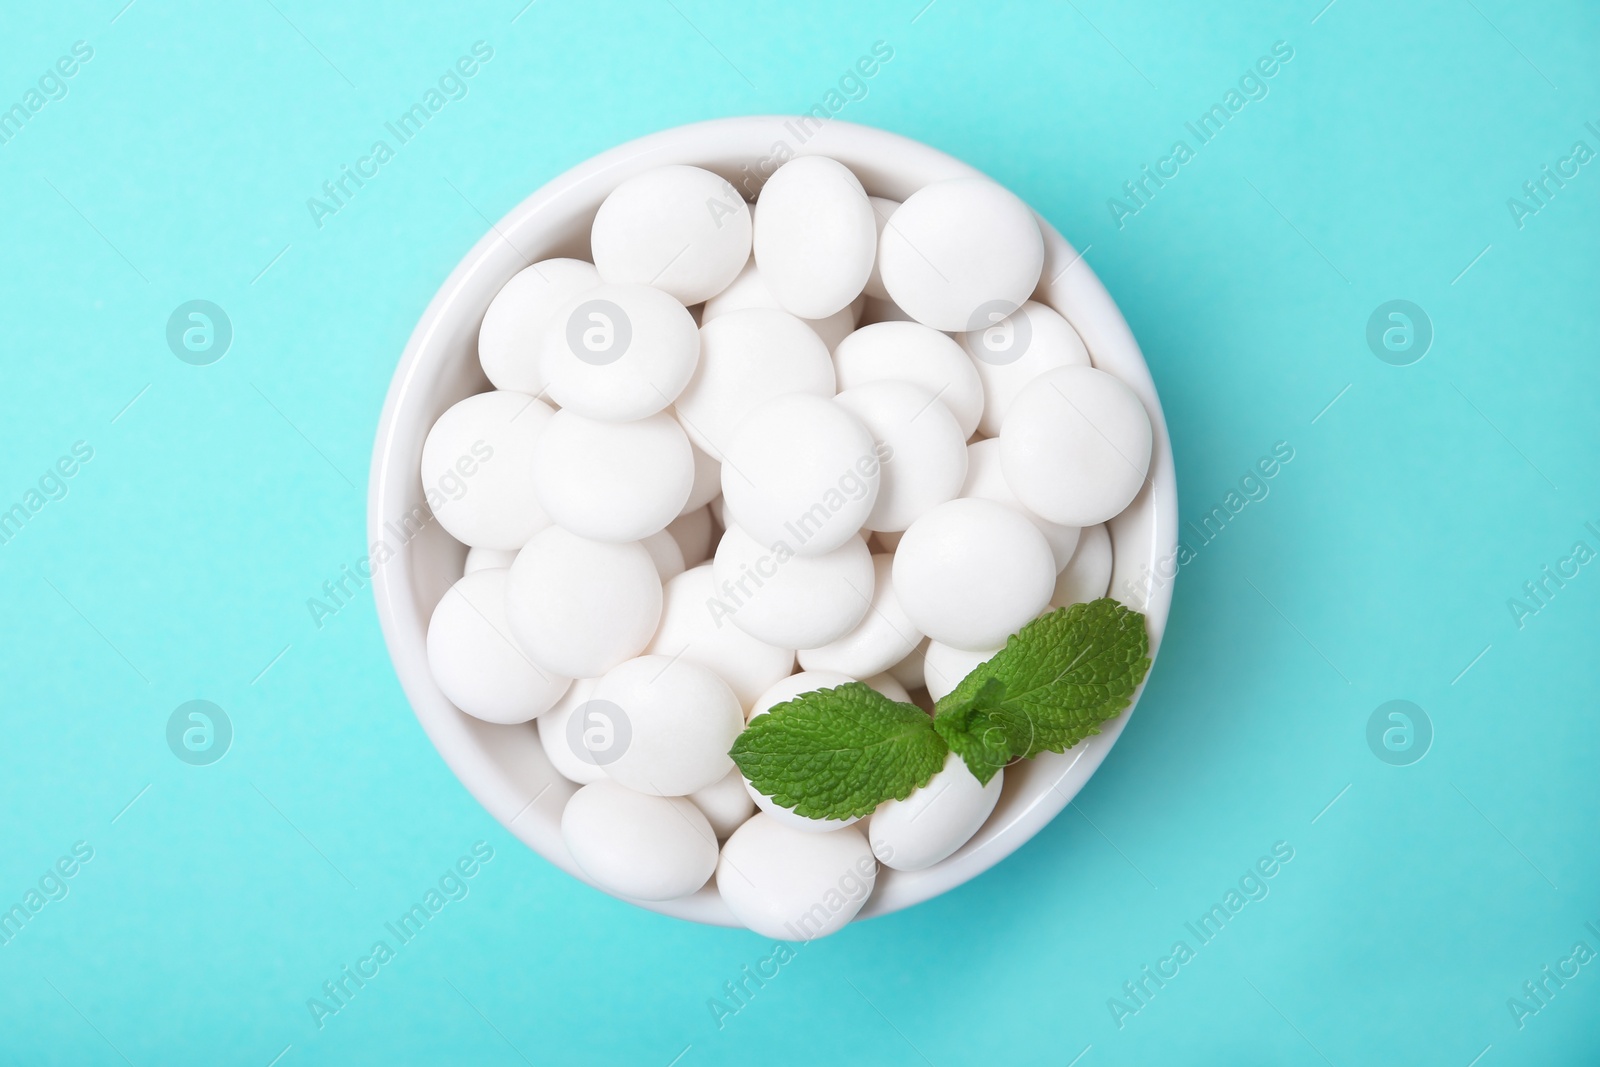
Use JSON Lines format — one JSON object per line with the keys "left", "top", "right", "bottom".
{"left": 999, "top": 366, "right": 1153, "bottom": 526}
{"left": 878, "top": 177, "right": 1044, "bottom": 332}
{"left": 426, "top": 570, "right": 571, "bottom": 724}
{"left": 798, "top": 553, "right": 923, "bottom": 677}
{"left": 639, "top": 529, "right": 686, "bottom": 581}
{"left": 1052, "top": 522, "right": 1113, "bottom": 608}
{"left": 753, "top": 156, "right": 876, "bottom": 319}
{"left": 538, "top": 678, "right": 607, "bottom": 784}
{"left": 478, "top": 258, "right": 600, "bottom": 394}
{"left": 463, "top": 545, "right": 517, "bottom": 575}
{"left": 688, "top": 768, "right": 756, "bottom": 839}
{"left": 562, "top": 780, "right": 718, "bottom": 901}
{"left": 702, "top": 258, "right": 859, "bottom": 352}
{"left": 645, "top": 564, "right": 795, "bottom": 709}
{"left": 717, "top": 816, "right": 877, "bottom": 939}
{"left": 506, "top": 527, "right": 662, "bottom": 677}
{"left": 674, "top": 308, "right": 836, "bottom": 460}
{"left": 712, "top": 525, "right": 873, "bottom": 649}
{"left": 834, "top": 321, "right": 985, "bottom": 438}
{"left": 886, "top": 637, "right": 929, "bottom": 691}
{"left": 421, "top": 391, "right": 554, "bottom": 550}
{"left": 835, "top": 381, "right": 968, "bottom": 533}
{"left": 922, "top": 639, "right": 998, "bottom": 703}
{"left": 590, "top": 165, "right": 750, "bottom": 305}
{"left": 869, "top": 753, "right": 1002, "bottom": 871}
{"left": 862, "top": 197, "right": 899, "bottom": 300}
{"left": 959, "top": 300, "right": 1091, "bottom": 436}
{"left": 666, "top": 506, "right": 715, "bottom": 567}
{"left": 719, "top": 394, "right": 879, "bottom": 556}
{"left": 893, "top": 498, "right": 1055, "bottom": 650}
{"left": 540, "top": 283, "right": 700, "bottom": 421}
{"left": 864, "top": 673, "right": 911, "bottom": 704}
{"left": 961, "top": 438, "right": 1081, "bottom": 570}
{"left": 593, "top": 655, "right": 743, "bottom": 796}
{"left": 531, "top": 410, "right": 693, "bottom": 542}
{"left": 683, "top": 441, "right": 722, "bottom": 513}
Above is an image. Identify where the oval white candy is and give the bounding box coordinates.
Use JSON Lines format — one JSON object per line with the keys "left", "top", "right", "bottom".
{"left": 675, "top": 307, "right": 836, "bottom": 460}
{"left": 878, "top": 177, "right": 1044, "bottom": 332}
{"left": 421, "top": 391, "right": 553, "bottom": 550}
{"left": 645, "top": 564, "right": 795, "bottom": 709}
{"left": 463, "top": 545, "right": 517, "bottom": 575}
{"left": 682, "top": 441, "right": 722, "bottom": 513}
{"left": 562, "top": 780, "right": 718, "bottom": 901}
{"left": 702, "top": 258, "right": 859, "bottom": 351}
{"left": 862, "top": 197, "right": 898, "bottom": 300}
{"left": 590, "top": 165, "right": 750, "bottom": 305}
{"left": 870, "top": 752, "right": 1002, "bottom": 871}
{"left": 426, "top": 569, "right": 571, "bottom": 724}
{"left": 961, "top": 438, "right": 1081, "bottom": 570}
{"left": 1052, "top": 522, "right": 1113, "bottom": 608}
{"left": 922, "top": 639, "right": 998, "bottom": 703}
{"left": 1000, "top": 366, "right": 1152, "bottom": 526}
{"left": 531, "top": 410, "right": 693, "bottom": 542}
{"left": 688, "top": 768, "right": 756, "bottom": 839}
{"left": 959, "top": 299, "right": 1091, "bottom": 437}
{"left": 639, "top": 529, "right": 686, "bottom": 582}
{"left": 717, "top": 816, "right": 877, "bottom": 939}
{"left": 506, "top": 527, "right": 662, "bottom": 677}
{"left": 886, "top": 637, "right": 929, "bottom": 691}
{"left": 719, "top": 394, "right": 879, "bottom": 556}
{"left": 666, "top": 506, "right": 715, "bottom": 567}
{"left": 834, "top": 321, "right": 984, "bottom": 439}
{"left": 478, "top": 258, "right": 600, "bottom": 394}
{"left": 712, "top": 524, "right": 873, "bottom": 649}
{"left": 893, "top": 497, "right": 1055, "bottom": 650}
{"left": 538, "top": 678, "right": 607, "bottom": 784}
{"left": 753, "top": 156, "right": 876, "bottom": 319}
{"left": 541, "top": 282, "right": 700, "bottom": 421}
{"left": 798, "top": 553, "right": 923, "bottom": 677}
{"left": 835, "top": 381, "right": 968, "bottom": 533}
{"left": 594, "top": 655, "right": 743, "bottom": 796}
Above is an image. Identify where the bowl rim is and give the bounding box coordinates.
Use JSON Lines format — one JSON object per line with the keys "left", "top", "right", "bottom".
{"left": 368, "top": 115, "right": 1177, "bottom": 930}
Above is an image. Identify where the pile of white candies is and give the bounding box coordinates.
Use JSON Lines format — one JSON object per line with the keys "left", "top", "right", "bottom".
{"left": 422, "top": 156, "right": 1153, "bottom": 939}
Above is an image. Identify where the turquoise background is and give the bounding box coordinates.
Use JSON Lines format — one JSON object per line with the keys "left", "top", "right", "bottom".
{"left": 1, "top": 0, "right": 1596, "bottom": 1063}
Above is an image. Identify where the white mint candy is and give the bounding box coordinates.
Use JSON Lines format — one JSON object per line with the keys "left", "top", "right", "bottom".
{"left": 959, "top": 300, "right": 1091, "bottom": 437}
{"left": 666, "top": 506, "right": 715, "bottom": 567}
{"left": 531, "top": 410, "right": 693, "bottom": 542}
{"left": 870, "top": 752, "right": 1002, "bottom": 872}
{"left": 590, "top": 165, "right": 751, "bottom": 305}
{"left": 507, "top": 527, "right": 662, "bottom": 677}
{"left": 798, "top": 553, "right": 922, "bottom": 677}
{"left": 702, "top": 258, "right": 859, "bottom": 351}
{"left": 463, "top": 545, "right": 517, "bottom": 575}
{"left": 961, "top": 438, "right": 1081, "bottom": 570}
{"left": 594, "top": 655, "right": 743, "bottom": 796}
{"left": 865, "top": 673, "right": 911, "bottom": 704}
{"left": 835, "top": 381, "right": 968, "bottom": 533}
{"left": 834, "top": 321, "right": 985, "bottom": 438}
{"left": 1000, "top": 366, "right": 1152, "bottom": 527}
{"left": 478, "top": 258, "right": 599, "bottom": 394}
{"left": 562, "top": 780, "right": 718, "bottom": 901}
{"left": 712, "top": 524, "right": 873, "bottom": 649}
{"left": 689, "top": 768, "right": 756, "bottom": 839}
{"left": 893, "top": 497, "right": 1055, "bottom": 650}
{"left": 683, "top": 441, "right": 722, "bottom": 513}
{"left": 719, "top": 393, "right": 880, "bottom": 556}
{"left": 421, "top": 391, "right": 554, "bottom": 550}
{"left": 886, "top": 637, "right": 928, "bottom": 691}
{"left": 862, "top": 197, "right": 899, "bottom": 300}
{"left": 426, "top": 570, "right": 571, "bottom": 724}
{"left": 538, "top": 678, "right": 607, "bottom": 784}
{"left": 753, "top": 156, "right": 876, "bottom": 319}
{"left": 1052, "top": 522, "right": 1113, "bottom": 608}
{"left": 717, "top": 815, "right": 877, "bottom": 940}
{"left": 645, "top": 564, "right": 795, "bottom": 709}
{"left": 639, "top": 529, "right": 686, "bottom": 582}
{"left": 675, "top": 307, "right": 836, "bottom": 460}
{"left": 878, "top": 177, "right": 1044, "bottom": 332}
{"left": 923, "top": 639, "right": 998, "bottom": 703}
{"left": 541, "top": 283, "right": 700, "bottom": 421}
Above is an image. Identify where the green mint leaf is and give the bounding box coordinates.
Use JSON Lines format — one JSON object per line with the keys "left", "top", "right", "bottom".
{"left": 729, "top": 683, "right": 948, "bottom": 821}
{"left": 933, "top": 599, "right": 1152, "bottom": 784}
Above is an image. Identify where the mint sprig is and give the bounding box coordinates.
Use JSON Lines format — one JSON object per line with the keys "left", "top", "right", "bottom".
{"left": 729, "top": 599, "right": 1153, "bottom": 819}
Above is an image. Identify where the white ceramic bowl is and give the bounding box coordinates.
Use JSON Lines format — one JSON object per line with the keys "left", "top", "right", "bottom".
{"left": 369, "top": 117, "right": 1177, "bottom": 928}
